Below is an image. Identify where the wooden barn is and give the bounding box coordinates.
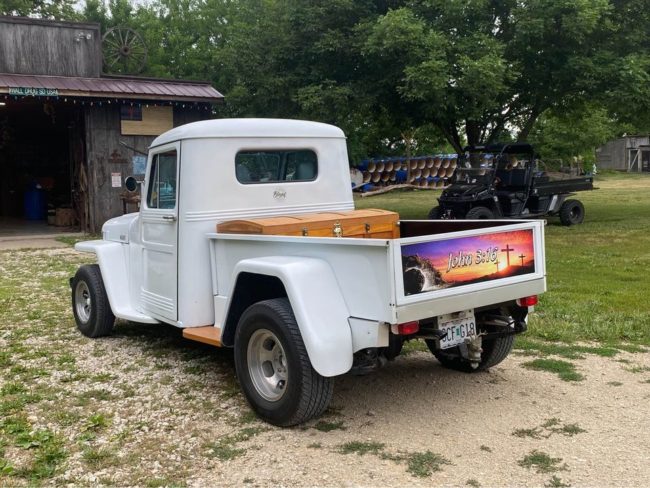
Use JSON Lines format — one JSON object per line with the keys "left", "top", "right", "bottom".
{"left": 595, "top": 135, "right": 650, "bottom": 172}
{"left": 0, "top": 16, "right": 223, "bottom": 234}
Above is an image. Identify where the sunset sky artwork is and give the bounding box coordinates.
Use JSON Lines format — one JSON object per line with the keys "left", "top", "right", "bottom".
{"left": 402, "top": 229, "right": 535, "bottom": 284}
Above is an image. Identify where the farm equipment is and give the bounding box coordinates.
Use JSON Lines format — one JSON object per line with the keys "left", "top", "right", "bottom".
{"left": 428, "top": 143, "right": 594, "bottom": 225}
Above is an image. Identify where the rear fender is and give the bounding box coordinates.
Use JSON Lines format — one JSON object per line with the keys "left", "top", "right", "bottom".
{"left": 222, "top": 256, "right": 353, "bottom": 377}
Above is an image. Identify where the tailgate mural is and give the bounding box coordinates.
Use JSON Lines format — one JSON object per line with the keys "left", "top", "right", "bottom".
{"left": 401, "top": 229, "right": 535, "bottom": 296}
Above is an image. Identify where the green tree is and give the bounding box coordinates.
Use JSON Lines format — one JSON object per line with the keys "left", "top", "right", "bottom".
{"left": 529, "top": 103, "right": 625, "bottom": 165}
{"left": 71, "top": 0, "right": 650, "bottom": 162}
{"left": 1, "top": 0, "right": 77, "bottom": 18}
{"left": 363, "top": 0, "right": 616, "bottom": 152}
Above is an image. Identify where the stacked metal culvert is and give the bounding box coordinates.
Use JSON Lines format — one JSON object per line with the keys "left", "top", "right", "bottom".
{"left": 353, "top": 154, "right": 458, "bottom": 192}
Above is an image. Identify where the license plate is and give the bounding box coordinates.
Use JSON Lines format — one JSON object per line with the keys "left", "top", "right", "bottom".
{"left": 437, "top": 311, "right": 476, "bottom": 349}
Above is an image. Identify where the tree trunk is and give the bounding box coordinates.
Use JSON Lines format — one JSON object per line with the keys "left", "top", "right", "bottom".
{"left": 466, "top": 119, "right": 482, "bottom": 147}
{"left": 517, "top": 106, "right": 543, "bottom": 141}
{"left": 437, "top": 122, "right": 464, "bottom": 154}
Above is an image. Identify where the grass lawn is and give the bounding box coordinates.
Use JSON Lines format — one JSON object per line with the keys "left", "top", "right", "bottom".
{"left": 356, "top": 172, "right": 650, "bottom": 345}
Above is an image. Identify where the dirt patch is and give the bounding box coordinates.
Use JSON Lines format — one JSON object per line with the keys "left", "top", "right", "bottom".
{"left": 1, "top": 248, "right": 649, "bottom": 487}
{"left": 0, "top": 237, "right": 68, "bottom": 250}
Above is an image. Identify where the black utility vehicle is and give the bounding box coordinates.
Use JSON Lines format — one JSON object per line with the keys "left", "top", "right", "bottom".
{"left": 428, "top": 143, "right": 594, "bottom": 225}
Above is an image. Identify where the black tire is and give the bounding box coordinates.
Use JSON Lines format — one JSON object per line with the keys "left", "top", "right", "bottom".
{"left": 234, "top": 298, "right": 333, "bottom": 427}
{"left": 427, "top": 206, "right": 441, "bottom": 219}
{"left": 71, "top": 264, "right": 115, "bottom": 338}
{"left": 426, "top": 335, "right": 515, "bottom": 372}
{"left": 559, "top": 199, "right": 584, "bottom": 226}
{"left": 465, "top": 206, "right": 494, "bottom": 219}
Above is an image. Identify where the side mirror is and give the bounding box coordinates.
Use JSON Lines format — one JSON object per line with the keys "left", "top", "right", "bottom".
{"left": 125, "top": 176, "right": 139, "bottom": 192}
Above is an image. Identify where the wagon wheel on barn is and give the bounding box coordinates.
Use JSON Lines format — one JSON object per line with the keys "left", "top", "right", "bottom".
{"left": 102, "top": 27, "right": 148, "bottom": 75}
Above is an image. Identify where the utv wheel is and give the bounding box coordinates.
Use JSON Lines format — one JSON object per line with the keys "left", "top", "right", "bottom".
{"left": 559, "top": 199, "right": 584, "bottom": 226}
{"left": 71, "top": 264, "right": 115, "bottom": 338}
{"left": 425, "top": 335, "right": 515, "bottom": 372}
{"left": 465, "top": 206, "right": 494, "bottom": 219}
{"left": 427, "top": 206, "right": 441, "bottom": 219}
{"left": 234, "top": 298, "right": 333, "bottom": 426}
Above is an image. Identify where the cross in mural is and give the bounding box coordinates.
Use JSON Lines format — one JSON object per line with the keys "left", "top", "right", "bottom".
{"left": 519, "top": 253, "right": 526, "bottom": 266}
{"left": 501, "top": 244, "right": 514, "bottom": 266}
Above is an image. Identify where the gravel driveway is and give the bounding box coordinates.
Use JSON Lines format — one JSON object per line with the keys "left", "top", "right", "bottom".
{"left": 1, "top": 247, "right": 649, "bottom": 487}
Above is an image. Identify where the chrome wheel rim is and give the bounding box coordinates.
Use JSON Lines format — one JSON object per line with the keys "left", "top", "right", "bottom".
{"left": 75, "top": 281, "right": 92, "bottom": 323}
{"left": 247, "top": 329, "right": 288, "bottom": 402}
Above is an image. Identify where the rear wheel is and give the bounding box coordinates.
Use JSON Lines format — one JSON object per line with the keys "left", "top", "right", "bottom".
{"left": 426, "top": 335, "right": 514, "bottom": 372}
{"left": 559, "top": 199, "right": 584, "bottom": 226}
{"left": 427, "top": 206, "right": 441, "bottom": 219}
{"left": 234, "top": 298, "right": 333, "bottom": 426}
{"left": 71, "top": 264, "right": 115, "bottom": 338}
{"left": 465, "top": 206, "right": 494, "bottom": 219}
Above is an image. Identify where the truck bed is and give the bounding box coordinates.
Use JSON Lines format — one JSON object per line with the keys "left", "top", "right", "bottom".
{"left": 208, "top": 219, "right": 546, "bottom": 325}
{"left": 532, "top": 174, "right": 594, "bottom": 196}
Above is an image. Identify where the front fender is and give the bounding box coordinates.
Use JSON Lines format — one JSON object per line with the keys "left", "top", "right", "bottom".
{"left": 75, "top": 240, "right": 158, "bottom": 324}
{"left": 227, "top": 256, "right": 353, "bottom": 377}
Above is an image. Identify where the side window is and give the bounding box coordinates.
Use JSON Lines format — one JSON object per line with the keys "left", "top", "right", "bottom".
{"left": 147, "top": 150, "right": 177, "bottom": 209}
{"left": 235, "top": 150, "right": 317, "bottom": 184}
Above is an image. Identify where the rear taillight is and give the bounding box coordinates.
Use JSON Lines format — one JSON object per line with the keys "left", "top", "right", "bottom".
{"left": 397, "top": 321, "right": 420, "bottom": 335}
{"left": 517, "top": 295, "right": 538, "bottom": 307}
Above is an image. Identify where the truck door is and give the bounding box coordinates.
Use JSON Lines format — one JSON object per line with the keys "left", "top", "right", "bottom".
{"left": 141, "top": 143, "right": 179, "bottom": 322}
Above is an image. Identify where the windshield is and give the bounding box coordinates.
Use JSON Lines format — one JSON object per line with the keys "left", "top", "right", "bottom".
{"left": 455, "top": 152, "right": 496, "bottom": 184}
{"left": 454, "top": 166, "right": 495, "bottom": 185}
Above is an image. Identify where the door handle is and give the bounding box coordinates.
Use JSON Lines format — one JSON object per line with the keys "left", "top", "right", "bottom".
{"left": 162, "top": 215, "right": 177, "bottom": 222}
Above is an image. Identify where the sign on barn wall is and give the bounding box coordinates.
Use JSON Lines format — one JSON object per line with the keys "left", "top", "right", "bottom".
{"left": 132, "top": 155, "right": 147, "bottom": 175}
{"left": 9, "top": 87, "right": 59, "bottom": 97}
{"left": 120, "top": 105, "right": 173, "bottom": 136}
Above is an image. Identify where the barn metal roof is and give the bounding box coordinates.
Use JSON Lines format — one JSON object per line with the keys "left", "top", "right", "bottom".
{"left": 0, "top": 72, "right": 223, "bottom": 102}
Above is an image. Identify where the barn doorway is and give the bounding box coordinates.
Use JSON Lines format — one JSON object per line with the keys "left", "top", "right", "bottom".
{"left": 0, "top": 98, "right": 83, "bottom": 235}
{"left": 629, "top": 146, "right": 650, "bottom": 172}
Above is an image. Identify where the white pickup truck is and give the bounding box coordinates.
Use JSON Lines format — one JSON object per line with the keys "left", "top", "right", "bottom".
{"left": 71, "top": 119, "right": 546, "bottom": 426}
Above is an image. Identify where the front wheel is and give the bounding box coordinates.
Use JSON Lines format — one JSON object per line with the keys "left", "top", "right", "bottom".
{"left": 234, "top": 298, "right": 333, "bottom": 426}
{"left": 71, "top": 264, "right": 115, "bottom": 338}
{"left": 559, "top": 199, "right": 584, "bottom": 226}
{"left": 427, "top": 206, "right": 441, "bottom": 219}
{"left": 465, "top": 206, "right": 494, "bottom": 219}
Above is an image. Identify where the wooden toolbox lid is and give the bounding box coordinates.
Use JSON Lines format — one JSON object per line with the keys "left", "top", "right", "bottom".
{"left": 217, "top": 209, "right": 399, "bottom": 237}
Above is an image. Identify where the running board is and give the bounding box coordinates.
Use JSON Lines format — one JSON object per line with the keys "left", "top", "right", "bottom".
{"left": 182, "top": 326, "right": 222, "bottom": 347}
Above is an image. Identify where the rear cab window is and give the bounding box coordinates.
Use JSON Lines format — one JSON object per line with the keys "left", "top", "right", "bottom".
{"left": 235, "top": 150, "right": 317, "bottom": 184}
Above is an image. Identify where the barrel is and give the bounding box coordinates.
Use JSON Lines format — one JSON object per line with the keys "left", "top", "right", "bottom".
{"left": 24, "top": 190, "right": 46, "bottom": 220}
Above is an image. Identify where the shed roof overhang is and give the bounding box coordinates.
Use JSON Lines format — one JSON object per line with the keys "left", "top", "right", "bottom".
{"left": 0, "top": 72, "right": 223, "bottom": 103}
